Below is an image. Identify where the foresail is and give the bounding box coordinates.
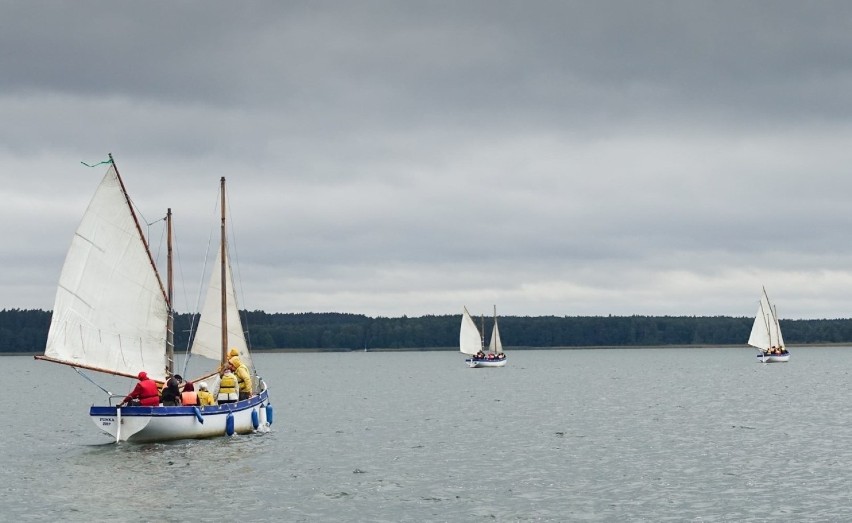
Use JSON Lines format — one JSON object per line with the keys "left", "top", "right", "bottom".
{"left": 747, "top": 304, "right": 770, "bottom": 350}
{"left": 189, "top": 247, "right": 253, "bottom": 377}
{"left": 44, "top": 165, "right": 168, "bottom": 380}
{"left": 747, "top": 294, "right": 773, "bottom": 351}
{"left": 488, "top": 320, "right": 503, "bottom": 353}
{"left": 459, "top": 307, "right": 482, "bottom": 355}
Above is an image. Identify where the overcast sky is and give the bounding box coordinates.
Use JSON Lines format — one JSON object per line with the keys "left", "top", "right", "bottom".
{"left": 3, "top": 1, "right": 852, "bottom": 319}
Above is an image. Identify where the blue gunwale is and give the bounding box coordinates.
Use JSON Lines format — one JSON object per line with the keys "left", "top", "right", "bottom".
{"left": 90, "top": 390, "right": 269, "bottom": 417}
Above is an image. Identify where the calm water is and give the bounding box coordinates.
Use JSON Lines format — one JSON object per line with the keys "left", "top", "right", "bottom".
{"left": 3, "top": 347, "right": 852, "bottom": 522}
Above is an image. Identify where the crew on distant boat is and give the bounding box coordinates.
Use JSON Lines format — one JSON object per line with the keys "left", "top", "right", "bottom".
{"left": 197, "top": 382, "right": 216, "bottom": 406}
{"left": 762, "top": 346, "right": 789, "bottom": 356}
{"left": 472, "top": 350, "right": 506, "bottom": 361}
{"left": 218, "top": 368, "right": 239, "bottom": 404}
{"left": 119, "top": 371, "right": 160, "bottom": 407}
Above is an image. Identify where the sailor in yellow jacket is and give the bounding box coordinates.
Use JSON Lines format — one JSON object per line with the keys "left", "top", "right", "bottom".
{"left": 227, "top": 348, "right": 253, "bottom": 400}
{"left": 217, "top": 369, "right": 239, "bottom": 404}
{"left": 197, "top": 381, "right": 217, "bottom": 406}
{"left": 231, "top": 358, "right": 253, "bottom": 400}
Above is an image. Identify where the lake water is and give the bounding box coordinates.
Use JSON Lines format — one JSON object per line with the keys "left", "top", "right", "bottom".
{"left": 2, "top": 347, "right": 851, "bottom": 522}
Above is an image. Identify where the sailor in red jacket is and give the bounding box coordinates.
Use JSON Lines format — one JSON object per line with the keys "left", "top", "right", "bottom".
{"left": 120, "top": 371, "right": 161, "bottom": 407}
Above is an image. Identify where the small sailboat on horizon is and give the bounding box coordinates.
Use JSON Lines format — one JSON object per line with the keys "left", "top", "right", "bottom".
{"left": 460, "top": 305, "right": 507, "bottom": 368}
{"left": 747, "top": 287, "right": 790, "bottom": 363}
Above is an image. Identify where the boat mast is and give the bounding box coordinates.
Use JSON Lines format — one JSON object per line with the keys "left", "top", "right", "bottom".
{"left": 763, "top": 287, "right": 779, "bottom": 348}
{"left": 166, "top": 208, "right": 175, "bottom": 376}
{"left": 493, "top": 305, "right": 498, "bottom": 352}
{"left": 220, "top": 177, "right": 228, "bottom": 367}
{"left": 480, "top": 314, "right": 485, "bottom": 352}
{"left": 773, "top": 304, "right": 782, "bottom": 348}
{"left": 758, "top": 300, "right": 771, "bottom": 349}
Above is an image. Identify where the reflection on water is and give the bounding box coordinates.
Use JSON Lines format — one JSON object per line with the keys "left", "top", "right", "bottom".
{"left": 3, "top": 348, "right": 852, "bottom": 521}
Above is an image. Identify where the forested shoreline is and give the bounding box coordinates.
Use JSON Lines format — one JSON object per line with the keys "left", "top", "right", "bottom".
{"left": 5, "top": 308, "right": 852, "bottom": 353}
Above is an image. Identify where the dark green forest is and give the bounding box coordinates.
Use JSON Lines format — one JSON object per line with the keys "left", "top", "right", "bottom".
{"left": 5, "top": 308, "right": 852, "bottom": 353}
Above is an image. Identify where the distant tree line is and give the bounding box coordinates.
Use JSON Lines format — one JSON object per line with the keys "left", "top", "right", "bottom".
{"left": 5, "top": 308, "right": 852, "bottom": 353}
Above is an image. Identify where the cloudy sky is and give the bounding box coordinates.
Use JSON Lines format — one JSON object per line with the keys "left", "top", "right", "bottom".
{"left": 3, "top": 1, "right": 852, "bottom": 319}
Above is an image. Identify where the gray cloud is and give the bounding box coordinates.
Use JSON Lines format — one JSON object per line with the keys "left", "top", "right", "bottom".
{"left": 3, "top": 1, "right": 852, "bottom": 320}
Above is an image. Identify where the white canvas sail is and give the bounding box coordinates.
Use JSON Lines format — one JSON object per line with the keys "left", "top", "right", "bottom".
{"left": 189, "top": 247, "right": 255, "bottom": 383}
{"left": 747, "top": 301, "right": 772, "bottom": 351}
{"left": 747, "top": 289, "right": 783, "bottom": 351}
{"left": 44, "top": 166, "right": 169, "bottom": 381}
{"left": 488, "top": 320, "right": 503, "bottom": 354}
{"left": 772, "top": 304, "right": 784, "bottom": 349}
{"left": 459, "top": 307, "right": 482, "bottom": 355}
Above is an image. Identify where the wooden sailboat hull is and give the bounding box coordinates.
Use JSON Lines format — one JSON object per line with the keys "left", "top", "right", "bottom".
{"left": 756, "top": 353, "right": 790, "bottom": 363}
{"left": 465, "top": 358, "right": 507, "bottom": 368}
{"left": 89, "top": 390, "right": 271, "bottom": 443}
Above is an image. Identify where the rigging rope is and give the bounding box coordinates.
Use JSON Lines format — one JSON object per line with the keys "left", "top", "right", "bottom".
{"left": 80, "top": 158, "right": 114, "bottom": 168}
{"left": 180, "top": 187, "right": 219, "bottom": 378}
{"left": 73, "top": 367, "right": 114, "bottom": 396}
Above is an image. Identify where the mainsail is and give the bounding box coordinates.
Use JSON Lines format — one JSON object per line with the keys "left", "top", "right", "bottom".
{"left": 488, "top": 320, "right": 503, "bottom": 354}
{"left": 189, "top": 247, "right": 255, "bottom": 382}
{"left": 459, "top": 307, "right": 482, "bottom": 355}
{"left": 187, "top": 177, "right": 255, "bottom": 390}
{"left": 487, "top": 305, "right": 502, "bottom": 354}
{"left": 43, "top": 164, "right": 169, "bottom": 381}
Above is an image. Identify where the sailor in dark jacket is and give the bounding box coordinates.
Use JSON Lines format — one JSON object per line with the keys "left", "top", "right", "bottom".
{"left": 160, "top": 374, "right": 182, "bottom": 406}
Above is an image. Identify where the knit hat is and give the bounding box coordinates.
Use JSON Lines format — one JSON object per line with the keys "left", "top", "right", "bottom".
{"left": 138, "top": 371, "right": 148, "bottom": 380}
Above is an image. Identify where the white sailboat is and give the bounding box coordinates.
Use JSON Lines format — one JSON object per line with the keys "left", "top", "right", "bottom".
{"left": 37, "top": 156, "right": 272, "bottom": 442}
{"left": 747, "top": 287, "right": 790, "bottom": 363}
{"left": 460, "top": 305, "right": 507, "bottom": 368}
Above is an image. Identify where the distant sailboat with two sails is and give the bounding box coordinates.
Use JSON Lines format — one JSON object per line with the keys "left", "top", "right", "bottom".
{"left": 747, "top": 287, "right": 790, "bottom": 363}
{"left": 459, "top": 306, "right": 507, "bottom": 368}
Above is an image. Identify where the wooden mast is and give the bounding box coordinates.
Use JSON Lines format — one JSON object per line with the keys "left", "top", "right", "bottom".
{"left": 493, "top": 304, "right": 501, "bottom": 354}
{"left": 166, "top": 208, "right": 174, "bottom": 376}
{"left": 220, "top": 177, "right": 228, "bottom": 366}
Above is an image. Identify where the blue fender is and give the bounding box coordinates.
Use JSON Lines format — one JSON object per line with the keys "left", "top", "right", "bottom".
{"left": 265, "top": 403, "right": 274, "bottom": 425}
{"left": 251, "top": 408, "right": 260, "bottom": 429}
{"left": 192, "top": 407, "right": 204, "bottom": 424}
{"left": 225, "top": 413, "right": 235, "bottom": 436}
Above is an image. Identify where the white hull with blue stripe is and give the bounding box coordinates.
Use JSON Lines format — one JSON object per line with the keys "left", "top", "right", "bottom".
{"left": 91, "top": 390, "right": 272, "bottom": 443}
{"left": 465, "top": 357, "right": 507, "bottom": 368}
{"left": 756, "top": 353, "right": 790, "bottom": 363}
